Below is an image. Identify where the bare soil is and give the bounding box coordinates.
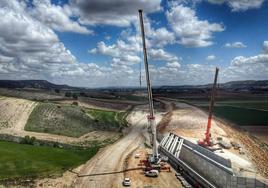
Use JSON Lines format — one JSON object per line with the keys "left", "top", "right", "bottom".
{"left": 72, "top": 105, "right": 159, "bottom": 188}
{"left": 55, "top": 100, "right": 126, "bottom": 112}
{"left": 78, "top": 97, "right": 133, "bottom": 111}
{"left": 158, "top": 99, "right": 268, "bottom": 179}
{"left": 0, "top": 97, "right": 37, "bottom": 130}
{"left": 242, "top": 126, "right": 268, "bottom": 145}
{"left": 64, "top": 105, "right": 182, "bottom": 188}
{"left": 115, "top": 147, "right": 182, "bottom": 188}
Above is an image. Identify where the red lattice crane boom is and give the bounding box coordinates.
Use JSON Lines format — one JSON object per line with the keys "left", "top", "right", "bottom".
{"left": 198, "top": 67, "right": 219, "bottom": 147}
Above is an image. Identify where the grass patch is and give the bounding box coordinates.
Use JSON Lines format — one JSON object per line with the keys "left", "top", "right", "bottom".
{"left": 184, "top": 100, "right": 268, "bottom": 126}
{"left": 199, "top": 105, "right": 268, "bottom": 126}
{"left": 86, "top": 108, "right": 128, "bottom": 130}
{"left": 117, "top": 94, "right": 147, "bottom": 102}
{"left": 216, "top": 101, "right": 268, "bottom": 111}
{"left": 25, "top": 103, "right": 128, "bottom": 137}
{"left": 25, "top": 103, "right": 98, "bottom": 137}
{"left": 0, "top": 141, "right": 99, "bottom": 180}
{"left": 181, "top": 99, "right": 268, "bottom": 111}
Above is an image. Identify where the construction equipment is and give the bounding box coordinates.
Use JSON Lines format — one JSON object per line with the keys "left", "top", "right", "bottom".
{"left": 145, "top": 169, "right": 159, "bottom": 177}
{"left": 198, "top": 67, "right": 219, "bottom": 147}
{"left": 138, "top": 9, "right": 160, "bottom": 164}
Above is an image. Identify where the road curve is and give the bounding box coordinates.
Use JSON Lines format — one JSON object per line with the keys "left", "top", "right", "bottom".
{"left": 73, "top": 105, "right": 161, "bottom": 188}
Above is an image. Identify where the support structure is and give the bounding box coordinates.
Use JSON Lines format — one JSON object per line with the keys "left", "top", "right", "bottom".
{"left": 198, "top": 67, "right": 219, "bottom": 146}
{"left": 138, "top": 9, "right": 159, "bottom": 164}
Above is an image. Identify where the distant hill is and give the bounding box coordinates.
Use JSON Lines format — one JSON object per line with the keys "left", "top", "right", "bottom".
{"left": 220, "top": 80, "right": 268, "bottom": 90}
{"left": 156, "top": 80, "right": 268, "bottom": 93}
{"left": 0, "top": 80, "right": 75, "bottom": 90}
{"left": 0, "top": 79, "right": 267, "bottom": 93}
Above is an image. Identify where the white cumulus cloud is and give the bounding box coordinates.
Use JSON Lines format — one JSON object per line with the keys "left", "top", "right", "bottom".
{"left": 263, "top": 41, "right": 268, "bottom": 54}
{"left": 70, "top": 0, "right": 162, "bottom": 27}
{"left": 148, "top": 49, "right": 179, "bottom": 62}
{"left": 206, "top": 55, "right": 216, "bottom": 61}
{"left": 224, "top": 42, "right": 247, "bottom": 48}
{"left": 207, "top": 0, "right": 265, "bottom": 11}
{"left": 231, "top": 54, "right": 268, "bottom": 66}
{"left": 166, "top": 4, "right": 224, "bottom": 47}
{"left": 29, "top": 0, "right": 92, "bottom": 34}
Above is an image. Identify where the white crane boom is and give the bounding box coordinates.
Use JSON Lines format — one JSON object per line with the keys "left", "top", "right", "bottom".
{"left": 138, "top": 9, "right": 159, "bottom": 164}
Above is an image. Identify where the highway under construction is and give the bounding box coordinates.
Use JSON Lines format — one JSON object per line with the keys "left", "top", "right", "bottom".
{"left": 65, "top": 9, "right": 268, "bottom": 188}
{"left": 1, "top": 1, "right": 268, "bottom": 188}
{"left": 25, "top": 9, "right": 268, "bottom": 188}
{"left": 124, "top": 9, "right": 268, "bottom": 188}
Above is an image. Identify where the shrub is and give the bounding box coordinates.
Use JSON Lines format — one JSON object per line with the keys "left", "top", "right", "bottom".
{"left": 21, "top": 135, "right": 36, "bottom": 145}
{"left": 30, "top": 136, "right": 36, "bottom": 143}
{"left": 72, "top": 101, "right": 78, "bottom": 106}
{"left": 65, "top": 92, "right": 72, "bottom": 97}
{"left": 72, "top": 93, "right": 78, "bottom": 100}
{"left": 79, "top": 92, "right": 86, "bottom": 97}
{"left": 53, "top": 142, "right": 59, "bottom": 148}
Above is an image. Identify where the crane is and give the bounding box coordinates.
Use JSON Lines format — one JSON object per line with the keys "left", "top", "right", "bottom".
{"left": 198, "top": 67, "right": 219, "bottom": 147}
{"left": 138, "top": 9, "right": 160, "bottom": 164}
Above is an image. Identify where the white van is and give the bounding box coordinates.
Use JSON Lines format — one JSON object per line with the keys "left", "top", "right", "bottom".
{"left": 145, "top": 169, "right": 159, "bottom": 177}
{"left": 122, "top": 177, "right": 131, "bottom": 186}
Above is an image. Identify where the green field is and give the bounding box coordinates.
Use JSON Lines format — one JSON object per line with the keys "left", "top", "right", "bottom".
{"left": 202, "top": 106, "right": 268, "bottom": 125}
{"left": 116, "top": 94, "right": 147, "bottom": 102}
{"left": 86, "top": 108, "right": 128, "bottom": 130}
{"left": 25, "top": 103, "right": 127, "bottom": 137}
{"left": 0, "top": 141, "right": 98, "bottom": 180}
{"left": 187, "top": 100, "right": 268, "bottom": 126}
{"left": 217, "top": 101, "right": 268, "bottom": 111}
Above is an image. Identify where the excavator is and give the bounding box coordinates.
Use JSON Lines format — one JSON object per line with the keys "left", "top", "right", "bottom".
{"left": 198, "top": 67, "right": 219, "bottom": 147}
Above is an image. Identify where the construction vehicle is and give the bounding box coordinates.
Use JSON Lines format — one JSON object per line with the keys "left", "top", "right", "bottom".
{"left": 138, "top": 9, "right": 160, "bottom": 165}
{"left": 198, "top": 67, "right": 219, "bottom": 147}
{"left": 145, "top": 169, "right": 159, "bottom": 177}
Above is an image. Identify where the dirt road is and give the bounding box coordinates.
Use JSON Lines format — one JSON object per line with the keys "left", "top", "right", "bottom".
{"left": 73, "top": 105, "right": 181, "bottom": 188}
{"left": 0, "top": 97, "right": 181, "bottom": 187}
{"left": 113, "top": 147, "right": 181, "bottom": 188}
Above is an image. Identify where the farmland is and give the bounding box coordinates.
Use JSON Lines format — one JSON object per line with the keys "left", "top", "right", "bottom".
{"left": 0, "top": 141, "right": 99, "bottom": 180}
{"left": 190, "top": 100, "right": 268, "bottom": 111}
{"left": 25, "top": 103, "right": 127, "bottom": 137}
{"left": 207, "top": 106, "right": 267, "bottom": 126}
{"left": 216, "top": 101, "right": 268, "bottom": 111}
{"left": 182, "top": 99, "right": 268, "bottom": 126}
{"left": 0, "top": 88, "right": 64, "bottom": 101}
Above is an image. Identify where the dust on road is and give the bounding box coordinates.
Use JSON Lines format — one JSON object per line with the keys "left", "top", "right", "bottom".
{"left": 72, "top": 105, "right": 182, "bottom": 188}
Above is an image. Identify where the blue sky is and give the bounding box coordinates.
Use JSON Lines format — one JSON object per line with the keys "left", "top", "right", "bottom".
{"left": 0, "top": 0, "right": 268, "bottom": 87}
{"left": 58, "top": 0, "right": 268, "bottom": 65}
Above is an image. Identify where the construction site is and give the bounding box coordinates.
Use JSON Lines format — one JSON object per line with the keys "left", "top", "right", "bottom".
{"left": 0, "top": 4, "right": 268, "bottom": 188}
{"left": 35, "top": 9, "right": 268, "bottom": 188}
